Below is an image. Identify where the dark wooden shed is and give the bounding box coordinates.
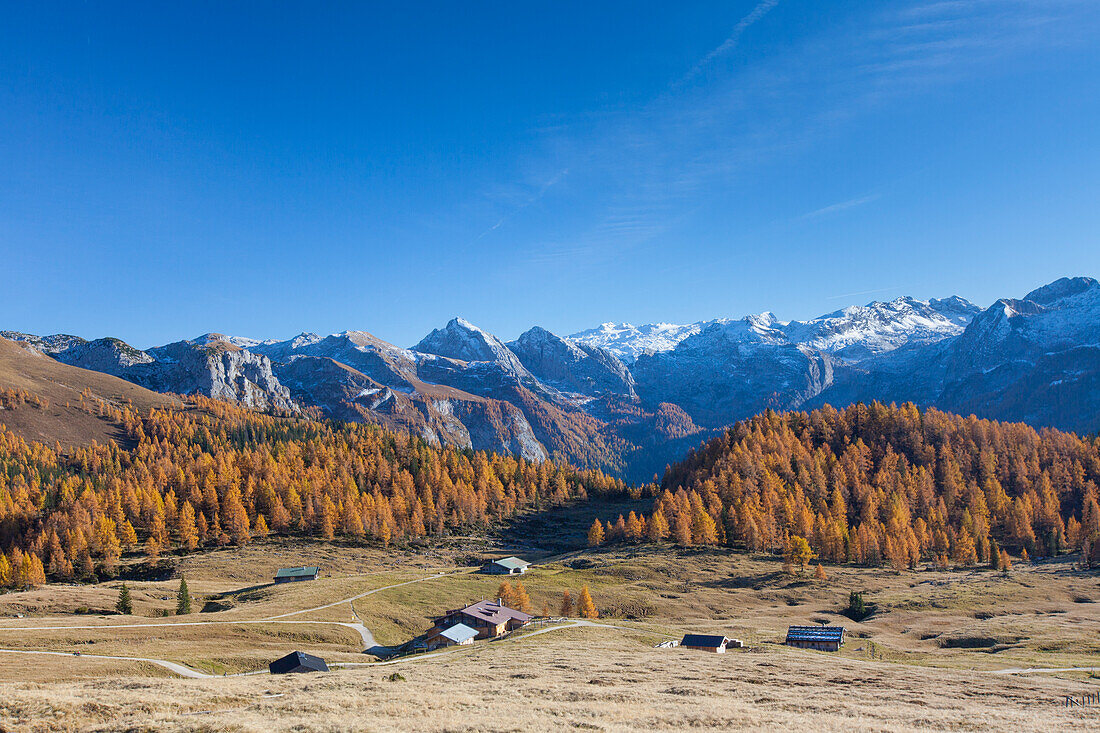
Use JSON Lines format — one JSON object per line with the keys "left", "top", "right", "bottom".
{"left": 269, "top": 651, "right": 330, "bottom": 674}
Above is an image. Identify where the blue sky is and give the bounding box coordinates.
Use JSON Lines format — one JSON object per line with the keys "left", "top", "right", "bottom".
{"left": 2, "top": 1, "right": 1099, "bottom": 348}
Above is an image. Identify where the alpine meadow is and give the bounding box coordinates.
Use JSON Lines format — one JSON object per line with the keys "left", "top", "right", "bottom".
{"left": 3, "top": 2, "right": 1100, "bottom": 731}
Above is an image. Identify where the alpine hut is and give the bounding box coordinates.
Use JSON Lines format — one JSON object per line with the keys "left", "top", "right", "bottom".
{"left": 432, "top": 599, "right": 532, "bottom": 639}
{"left": 680, "top": 634, "right": 740, "bottom": 653}
{"left": 274, "top": 566, "right": 319, "bottom": 584}
{"left": 785, "top": 625, "right": 845, "bottom": 652}
{"left": 269, "top": 651, "right": 329, "bottom": 674}
{"left": 480, "top": 556, "right": 531, "bottom": 575}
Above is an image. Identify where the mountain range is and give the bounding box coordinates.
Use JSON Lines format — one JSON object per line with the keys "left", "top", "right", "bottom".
{"left": 4, "top": 276, "right": 1098, "bottom": 479}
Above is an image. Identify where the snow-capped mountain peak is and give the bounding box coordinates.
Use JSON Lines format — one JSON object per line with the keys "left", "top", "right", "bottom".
{"left": 569, "top": 321, "right": 710, "bottom": 363}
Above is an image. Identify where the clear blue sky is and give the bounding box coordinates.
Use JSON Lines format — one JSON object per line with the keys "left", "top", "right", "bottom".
{"left": 3, "top": 1, "right": 1099, "bottom": 349}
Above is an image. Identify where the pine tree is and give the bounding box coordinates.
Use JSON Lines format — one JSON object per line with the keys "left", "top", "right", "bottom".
{"left": 116, "top": 583, "right": 133, "bottom": 615}
{"left": 845, "top": 591, "right": 867, "bottom": 621}
{"left": 176, "top": 577, "right": 192, "bottom": 615}
{"left": 813, "top": 563, "right": 827, "bottom": 581}
{"left": 577, "top": 585, "right": 597, "bottom": 619}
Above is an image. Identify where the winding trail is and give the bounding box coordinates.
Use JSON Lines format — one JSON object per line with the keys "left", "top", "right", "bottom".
{"left": 0, "top": 570, "right": 458, "bottom": 678}
{"left": 0, "top": 648, "right": 248, "bottom": 679}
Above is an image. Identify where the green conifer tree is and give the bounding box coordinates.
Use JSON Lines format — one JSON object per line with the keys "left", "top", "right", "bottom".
{"left": 176, "top": 577, "right": 192, "bottom": 615}
{"left": 116, "top": 583, "right": 133, "bottom": 615}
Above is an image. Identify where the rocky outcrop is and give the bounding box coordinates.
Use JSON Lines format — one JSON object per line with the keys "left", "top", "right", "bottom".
{"left": 141, "top": 339, "right": 296, "bottom": 412}
{"left": 508, "top": 326, "right": 636, "bottom": 398}
{"left": 51, "top": 337, "right": 154, "bottom": 377}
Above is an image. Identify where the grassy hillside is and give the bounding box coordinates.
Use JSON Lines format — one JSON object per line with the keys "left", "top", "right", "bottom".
{"left": 0, "top": 336, "right": 179, "bottom": 448}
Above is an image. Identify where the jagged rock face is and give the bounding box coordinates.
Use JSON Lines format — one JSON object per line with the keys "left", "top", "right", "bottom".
{"left": 413, "top": 318, "right": 531, "bottom": 377}
{"left": 508, "top": 326, "right": 636, "bottom": 398}
{"left": 140, "top": 340, "right": 296, "bottom": 412}
{"left": 11, "top": 332, "right": 298, "bottom": 414}
{"left": 252, "top": 331, "right": 421, "bottom": 388}
{"left": 51, "top": 337, "right": 154, "bottom": 377}
{"left": 274, "top": 354, "right": 546, "bottom": 460}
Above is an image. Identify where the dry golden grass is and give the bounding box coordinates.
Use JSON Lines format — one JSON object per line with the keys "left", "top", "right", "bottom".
{"left": 1, "top": 626, "right": 1098, "bottom": 732}
{"left": 2, "top": 534, "right": 1100, "bottom": 731}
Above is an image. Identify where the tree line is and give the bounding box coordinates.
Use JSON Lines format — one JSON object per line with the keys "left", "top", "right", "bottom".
{"left": 590, "top": 403, "right": 1100, "bottom": 569}
{"left": 0, "top": 393, "right": 630, "bottom": 588}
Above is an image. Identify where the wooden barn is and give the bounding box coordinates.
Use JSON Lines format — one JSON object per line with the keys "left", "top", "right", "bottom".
{"left": 269, "top": 651, "right": 329, "bottom": 674}
{"left": 679, "top": 634, "right": 741, "bottom": 653}
{"left": 432, "top": 599, "right": 533, "bottom": 639}
{"left": 480, "top": 556, "right": 530, "bottom": 575}
{"left": 274, "top": 566, "right": 319, "bottom": 583}
{"left": 785, "top": 625, "right": 845, "bottom": 652}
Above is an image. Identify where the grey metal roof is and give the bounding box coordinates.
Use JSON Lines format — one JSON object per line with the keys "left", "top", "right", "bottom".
{"left": 492, "top": 557, "right": 530, "bottom": 570}
{"left": 786, "top": 625, "right": 845, "bottom": 643}
{"left": 275, "top": 566, "right": 319, "bottom": 578}
{"left": 681, "top": 634, "right": 728, "bottom": 648}
{"left": 439, "top": 623, "right": 478, "bottom": 643}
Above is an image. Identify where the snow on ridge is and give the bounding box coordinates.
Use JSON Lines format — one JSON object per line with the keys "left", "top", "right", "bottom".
{"left": 569, "top": 321, "right": 711, "bottom": 363}
{"left": 571, "top": 296, "right": 982, "bottom": 363}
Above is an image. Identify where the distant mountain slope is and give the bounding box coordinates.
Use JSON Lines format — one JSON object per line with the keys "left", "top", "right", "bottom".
{"left": 813, "top": 277, "right": 1100, "bottom": 435}
{"left": 4, "top": 276, "right": 1096, "bottom": 478}
{"left": 0, "top": 336, "right": 179, "bottom": 448}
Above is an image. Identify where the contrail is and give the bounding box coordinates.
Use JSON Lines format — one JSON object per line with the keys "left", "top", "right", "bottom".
{"left": 682, "top": 0, "right": 781, "bottom": 83}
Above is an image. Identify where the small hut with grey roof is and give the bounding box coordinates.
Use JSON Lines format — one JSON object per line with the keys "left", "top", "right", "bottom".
{"left": 480, "top": 556, "right": 531, "bottom": 575}
{"left": 785, "top": 625, "right": 845, "bottom": 652}
{"left": 426, "top": 622, "right": 479, "bottom": 650}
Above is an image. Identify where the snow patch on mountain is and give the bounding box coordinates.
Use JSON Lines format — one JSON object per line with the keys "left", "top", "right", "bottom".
{"left": 569, "top": 321, "right": 712, "bottom": 363}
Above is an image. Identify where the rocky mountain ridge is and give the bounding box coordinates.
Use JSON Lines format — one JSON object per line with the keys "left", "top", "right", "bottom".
{"left": 5, "top": 276, "right": 1098, "bottom": 478}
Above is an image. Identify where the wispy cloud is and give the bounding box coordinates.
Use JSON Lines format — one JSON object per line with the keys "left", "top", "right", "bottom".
{"left": 480, "top": 0, "right": 1099, "bottom": 270}
{"left": 826, "top": 286, "right": 906, "bottom": 301}
{"left": 680, "top": 0, "right": 782, "bottom": 85}
{"left": 798, "top": 194, "right": 880, "bottom": 221}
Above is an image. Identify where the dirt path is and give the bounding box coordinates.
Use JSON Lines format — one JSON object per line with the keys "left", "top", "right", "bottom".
{"left": 0, "top": 648, "right": 252, "bottom": 679}
{"left": 0, "top": 571, "right": 461, "bottom": 676}
{"left": 990, "top": 666, "right": 1100, "bottom": 675}
{"left": 264, "top": 571, "right": 454, "bottom": 621}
